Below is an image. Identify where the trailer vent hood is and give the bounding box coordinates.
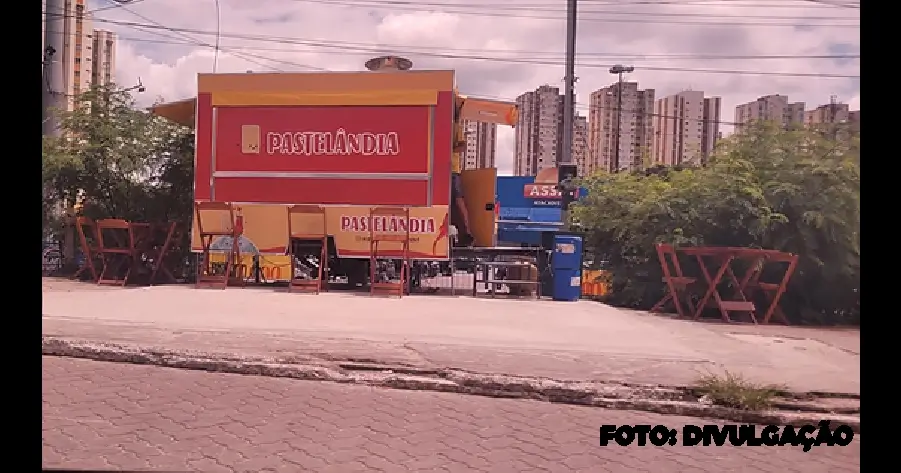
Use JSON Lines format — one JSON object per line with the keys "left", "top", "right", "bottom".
{"left": 364, "top": 55, "right": 413, "bottom": 72}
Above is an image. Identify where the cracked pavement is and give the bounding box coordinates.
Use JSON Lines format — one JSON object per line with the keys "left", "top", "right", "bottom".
{"left": 42, "top": 357, "right": 860, "bottom": 472}
{"left": 42, "top": 282, "right": 860, "bottom": 394}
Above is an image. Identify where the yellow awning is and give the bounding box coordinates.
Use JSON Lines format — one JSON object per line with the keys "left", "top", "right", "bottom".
{"left": 150, "top": 98, "right": 196, "bottom": 128}
{"left": 459, "top": 97, "right": 518, "bottom": 127}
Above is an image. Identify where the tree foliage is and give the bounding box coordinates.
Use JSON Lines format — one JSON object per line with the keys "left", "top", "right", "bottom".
{"left": 572, "top": 122, "right": 860, "bottom": 325}
{"left": 41, "top": 84, "right": 195, "bottom": 262}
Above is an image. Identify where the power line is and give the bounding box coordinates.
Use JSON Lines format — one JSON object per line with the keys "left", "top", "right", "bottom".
{"left": 110, "top": 34, "right": 858, "bottom": 62}
{"left": 293, "top": 0, "right": 858, "bottom": 10}
{"left": 800, "top": 0, "right": 860, "bottom": 9}
{"left": 299, "top": 0, "right": 860, "bottom": 19}
{"left": 292, "top": 0, "right": 859, "bottom": 26}
{"left": 88, "top": 0, "right": 148, "bottom": 14}
{"left": 107, "top": 2, "right": 289, "bottom": 73}
{"left": 42, "top": 11, "right": 860, "bottom": 79}
{"left": 44, "top": 4, "right": 325, "bottom": 73}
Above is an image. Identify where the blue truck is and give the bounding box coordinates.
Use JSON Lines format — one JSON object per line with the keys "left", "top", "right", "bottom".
{"left": 494, "top": 169, "right": 587, "bottom": 247}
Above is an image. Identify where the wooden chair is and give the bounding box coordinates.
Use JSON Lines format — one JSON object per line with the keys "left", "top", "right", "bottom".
{"left": 369, "top": 207, "right": 411, "bottom": 298}
{"left": 195, "top": 202, "right": 242, "bottom": 289}
{"left": 95, "top": 219, "right": 137, "bottom": 286}
{"left": 744, "top": 252, "right": 799, "bottom": 324}
{"left": 287, "top": 205, "right": 329, "bottom": 294}
{"left": 73, "top": 216, "right": 101, "bottom": 282}
{"left": 650, "top": 243, "right": 697, "bottom": 318}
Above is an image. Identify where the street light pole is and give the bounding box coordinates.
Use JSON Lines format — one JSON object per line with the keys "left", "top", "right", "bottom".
{"left": 609, "top": 65, "right": 634, "bottom": 172}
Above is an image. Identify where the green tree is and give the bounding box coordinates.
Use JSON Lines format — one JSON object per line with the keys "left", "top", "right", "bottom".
{"left": 42, "top": 84, "right": 195, "bottom": 263}
{"left": 572, "top": 121, "right": 859, "bottom": 324}
{"left": 42, "top": 135, "right": 81, "bottom": 236}
{"left": 725, "top": 122, "right": 859, "bottom": 323}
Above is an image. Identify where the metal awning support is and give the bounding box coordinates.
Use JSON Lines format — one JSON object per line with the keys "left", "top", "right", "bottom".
{"left": 149, "top": 97, "right": 197, "bottom": 128}
{"left": 457, "top": 96, "right": 519, "bottom": 127}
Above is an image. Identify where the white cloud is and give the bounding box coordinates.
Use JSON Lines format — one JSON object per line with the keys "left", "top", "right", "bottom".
{"left": 95, "top": 0, "right": 860, "bottom": 174}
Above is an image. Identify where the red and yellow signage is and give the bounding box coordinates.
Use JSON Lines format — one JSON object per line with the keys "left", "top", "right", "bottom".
{"left": 523, "top": 167, "right": 562, "bottom": 199}
{"left": 215, "top": 106, "right": 431, "bottom": 174}
{"left": 189, "top": 71, "right": 455, "bottom": 205}
{"left": 192, "top": 204, "right": 450, "bottom": 260}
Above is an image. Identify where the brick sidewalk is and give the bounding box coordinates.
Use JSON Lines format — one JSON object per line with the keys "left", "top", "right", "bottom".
{"left": 42, "top": 357, "right": 859, "bottom": 472}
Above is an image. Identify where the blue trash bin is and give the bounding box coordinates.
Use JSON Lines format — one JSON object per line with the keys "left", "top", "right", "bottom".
{"left": 551, "top": 234, "right": 583, "bottom": 301}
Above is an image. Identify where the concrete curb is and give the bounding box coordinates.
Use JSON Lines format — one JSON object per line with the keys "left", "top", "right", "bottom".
{"left": 42, "top": 337, "right": 860, "bottom": 433}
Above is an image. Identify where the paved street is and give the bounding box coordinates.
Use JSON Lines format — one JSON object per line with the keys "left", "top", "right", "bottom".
{"left": 42, "top": 357, "right": 859, "bottom": 472}
{"left": 42, "top": 280, "right": 860, "bottom": 393}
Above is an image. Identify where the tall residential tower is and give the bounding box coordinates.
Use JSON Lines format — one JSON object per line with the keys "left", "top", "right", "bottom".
{"left": 652, "top": 91, "right": 722, "bottom": 166}
{"left": 587, "top": 82, "right": 655, "bottom": 173}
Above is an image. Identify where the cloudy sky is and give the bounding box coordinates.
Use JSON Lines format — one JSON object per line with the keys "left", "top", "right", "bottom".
{"left": 82, "top": 0, "right": 859, "bottom": 174}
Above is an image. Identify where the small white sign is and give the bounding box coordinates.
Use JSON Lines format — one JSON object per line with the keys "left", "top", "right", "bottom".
{"left": 557, "top": 243, "right": 575, "bottom": 254}
{"left": 570, "top": 277, "right": 581, "bottom": 287}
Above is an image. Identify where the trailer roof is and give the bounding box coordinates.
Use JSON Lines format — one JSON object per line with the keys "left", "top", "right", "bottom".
{"left": 150, "top": 93, "right": 517, "bottom": 129}
{"left": 149, "top": 97, "right": 196, "bottom": 127}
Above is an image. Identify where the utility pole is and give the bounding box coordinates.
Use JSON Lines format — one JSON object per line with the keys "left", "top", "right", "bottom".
{"left": 43, "top": 0, "right": 67, "bottom": 137}
{"left": 558, "top": 0, "right": 579, "bottom": 212}
{"left": 609, "top": 65, "right": 634, "bottom": 172}
{"left": 561, "top": 0, "right": 578, "bottom": 166}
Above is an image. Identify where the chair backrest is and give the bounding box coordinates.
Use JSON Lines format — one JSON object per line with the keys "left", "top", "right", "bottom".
{"left": 287, "top": 205, "right": 327, "bottom": 239}
{"left": 195, "top": 201, "right": 235, "bottom": 235}
{"left": 97, "top": 218, "right": 130, "bottom": 230}
{"left": 654, "top": 243, "right": 685, "bottom": 279}
{"left": 96, "top": 219, "right": 134, "bottom": 251}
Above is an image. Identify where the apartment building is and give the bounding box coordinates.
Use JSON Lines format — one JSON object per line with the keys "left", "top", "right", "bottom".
{"left": 514, "top": 85, "right": 563, "bottom": 176}
{"left": 804, "top": 99, "right": 861, "bottom": 140}
{"left": 734, "top": 94, "right": 804, "bottom": 131}
{"left": 587, "top": 82, "right": 655, "bottom": 173}
{"left": 43, "top": 1, "right": 117, "bottom": 110}
{"left": 91, "top": 29, "right": 117, "bottom": 87}
{"left": 460, "top": 119, "right": 497, "bottom": 170}
{"left": 803, "top": 99, "right": 863, "bottom": 127}
{"left": 652, "top": 91, "right": 722, "bottom": 166}
{"left": 572, "top": 115, "right": 589, "bottom": 177}
{"left": 62, "top": 0, "right": 94, "bottom": 103}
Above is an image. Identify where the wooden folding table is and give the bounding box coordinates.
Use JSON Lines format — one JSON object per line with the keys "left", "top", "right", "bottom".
{"left": 145, "top": 222, "right": 179, "bottom": 285}
{"left": 678, "top": 246, "right": 797, "bottom": 325}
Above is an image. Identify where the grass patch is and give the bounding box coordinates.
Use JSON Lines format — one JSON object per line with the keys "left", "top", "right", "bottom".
{"left": 695, "top": 371, "right": 783, "bottom": 411}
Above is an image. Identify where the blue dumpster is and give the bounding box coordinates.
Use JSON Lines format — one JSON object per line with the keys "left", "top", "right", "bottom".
{"left": 551, "top": 234, "right": 583, "bottom": 301}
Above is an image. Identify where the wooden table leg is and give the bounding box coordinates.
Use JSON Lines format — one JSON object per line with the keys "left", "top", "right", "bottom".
{"left": 150, "top": 223, "right": 177, "bottom": 285}
{"left": 761, "top": 255, "right": 798, "bottom": 324}
{"left": 693, "top": 255, "right": 733, "bottom": 320}
{"left": 722, "top": 260, "right": 758, "bottom": 324}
